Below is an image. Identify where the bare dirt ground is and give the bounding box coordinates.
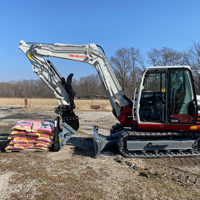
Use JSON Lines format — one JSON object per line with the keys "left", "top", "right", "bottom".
{"left": 1, "top": 108, "right": 200, "bottom": 199}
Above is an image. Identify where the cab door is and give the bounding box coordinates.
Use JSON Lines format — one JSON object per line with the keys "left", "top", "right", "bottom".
{"left": 139, "top": 70, "right": 166, "bottom": 123}
{"left": 169, "top": 69, "right": 197, "bottom": 124}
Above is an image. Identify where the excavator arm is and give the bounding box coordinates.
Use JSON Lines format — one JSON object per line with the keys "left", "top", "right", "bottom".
{"left": 19, "top": 40, "right": 132, "bottom": 155}
{"left": 19, "top": 40, "right": 131, "bottom": 116}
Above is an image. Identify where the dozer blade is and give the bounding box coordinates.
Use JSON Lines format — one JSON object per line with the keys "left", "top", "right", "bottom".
{"left": 93, "top": 126, "right": 120, "bottom": 157}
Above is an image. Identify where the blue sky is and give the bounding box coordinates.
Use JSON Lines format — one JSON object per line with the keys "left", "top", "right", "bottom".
{"left": 1, "top": 0, "right": 200, "bottom": 82}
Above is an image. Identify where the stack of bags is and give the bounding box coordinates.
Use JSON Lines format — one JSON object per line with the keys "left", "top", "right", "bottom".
{"left": 6, "top": 120, "right": 54, "bottom": 151}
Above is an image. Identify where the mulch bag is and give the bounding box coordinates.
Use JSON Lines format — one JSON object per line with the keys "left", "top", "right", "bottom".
{"left": 12, "top": 141, "right": 27, "bottom": 144}
{"left": 32, "top": 121, "right": 42, "bottom": 132}
{"left": 8, "top": 131, "right": 28, "bottom": 139}
{"left": 8, "top": 135, "right": 25, "bottom": 139}
{"left": 23, "top": 145, "right": 35, "bottom": 149}
{"left": 10, "top": 131, "right": 27, "bottom": 135}
{"left": 37, "top": 123, "right": 54, "bottom": 134}
{"left": 25, "top": 136, "right": 38, "bottom": 139}
{"left": 36, "top": 137, "right": 53, "bottom": 144}
{"left": 9, "top": 137, "right": 28, "bottom": 144}
{"left": 26, "top": 132, "right": 40, "bottom": 137}
{"left": 5, "top": 145, "right": 24, "bottom": 150}
{"left": 41, "top": 131, "right": 55, "bottom": 137}
{"left": 43, "top": 120, "right": 54, "bottom": 127}
{"left": 33, "top": 146, "right": 49, "bottom": 150}
{"left": 40, "top": 133, "right": 53, "bottom": 140}
{"left": 35, "top": 143, "right": 50, "bottom": 148}
{"left": 8, "top": 131, "right": 27, "bottom": 139}
{"left": 27, "top": 139, "right": 37, "bottom": 144}
{"left": 34, "top": 140, "right": 51, "bottom": 147}
{"left": 12, "top": 121, "right": 33, "bottom": 132}
{"left": 6, "top": 119, "right": 55, "bottom": 151}
{"left": 17, "top": 144, "right": 35, "bottom": 148}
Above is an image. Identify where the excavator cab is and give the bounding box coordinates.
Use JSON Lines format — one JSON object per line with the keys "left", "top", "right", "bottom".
{"left": 138, "top": 66, "right": 197, "bottom": 126}
{"left": 94, "top": 66, "right": 200, "bottom": 157}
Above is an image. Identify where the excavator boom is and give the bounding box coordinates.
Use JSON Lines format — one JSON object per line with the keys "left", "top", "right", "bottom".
{"left": 19, "top": 41, "right": 131, "bottom": 116}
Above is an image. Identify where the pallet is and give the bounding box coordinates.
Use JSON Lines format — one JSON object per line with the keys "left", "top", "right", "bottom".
{"left": 6, "top": 148, "right": 48, "bottom": 153}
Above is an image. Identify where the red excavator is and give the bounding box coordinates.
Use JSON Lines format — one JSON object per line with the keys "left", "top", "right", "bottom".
{"left": 19, "top": 40, "right": 200, "bottom": 158}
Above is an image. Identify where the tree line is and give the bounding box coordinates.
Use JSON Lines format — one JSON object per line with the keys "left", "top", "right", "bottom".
{"left": 0, "top": 79, "right": 54, "bottom": 98}
{"left": 1, "top": 41, "right": 200, "bottom": 98}
{"left": 0, "top": 75, "right": 106, "bottom": 99}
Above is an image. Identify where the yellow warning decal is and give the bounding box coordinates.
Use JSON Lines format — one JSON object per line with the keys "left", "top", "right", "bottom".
{"left": 161, "top": 88, "right": 165, "bottom": 92}
{"left": 190, "top": 126, "right": 197, "bottom": 130}
{"left": 28, "top": 54, "right": 33, "bottom": 60}
{"left": 59, "top": 138, "right": 61, "bottom": 143}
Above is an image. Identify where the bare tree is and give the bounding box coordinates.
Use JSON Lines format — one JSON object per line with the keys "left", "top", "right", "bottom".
{"left": 0, "top": 79, "right": 54, "bottom": 98}
{"left": 72, "top": 78, "right": 80, "bottom": 98}
{"left": 183, "top": 41, "right": 200, "bottom": 70}
{"left": 147, "top": 47, "right": 183, "bottom": 66}
{"left": 87, "top": 74, "right": 100, "bottom": 97}
{"left": 0, "top": 82, "right": 15, "bottom": 97}
{"left": 110, "top": 47, "right": 144, "bottom": 98}
{"left": 77, "top": 74, "right": 105, "bottom": 98}
{"left": 183, "top": 41, "right": 200, "bottom": 94}
{"left": 110, "top": 48, "right": 131, "bottom": 94}
{"left": 128, "top": 47, "right": 145, "bottom": 97}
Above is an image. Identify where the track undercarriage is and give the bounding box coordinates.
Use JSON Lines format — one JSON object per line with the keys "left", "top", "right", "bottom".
{"left": 93, "top": 125, "right": 200, "bottom": 158}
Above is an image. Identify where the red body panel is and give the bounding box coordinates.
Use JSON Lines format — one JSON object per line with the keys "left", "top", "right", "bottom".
{"left": 171, "top": 114, "right": 194, "bottom": 123}
{"left": 117, "top": 105, "right": 200, "bottom": 131}
{"left": 197, "top": 113, "right": 200, "bottom": 124}
{"left": 117, "top": 105, "right": 137, "bottom": 126}
{"left": 138, "top": 123, "right": 192, "bottom": 131}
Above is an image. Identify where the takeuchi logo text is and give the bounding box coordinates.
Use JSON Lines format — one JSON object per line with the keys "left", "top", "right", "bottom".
{"left": 69, "top": 54, "right": 87, "bottom": 58}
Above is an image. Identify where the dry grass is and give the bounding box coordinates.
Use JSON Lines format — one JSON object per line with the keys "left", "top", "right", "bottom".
{"left": 0, "top": 98, "right": 112, "bottom": 111}
{"left": 75, "top": 99, "right": 112, "bottom": 111}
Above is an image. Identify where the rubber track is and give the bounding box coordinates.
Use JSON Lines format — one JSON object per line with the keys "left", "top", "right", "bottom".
{"left": 117, "top": 130, "right": 200, "bottom": 158}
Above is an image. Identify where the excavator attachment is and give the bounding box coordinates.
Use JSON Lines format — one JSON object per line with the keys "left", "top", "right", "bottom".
{"left": 52, "top": 72, "right": 79, "bottom": 151}
{"left": 93, "top": 126, "right": 122, "bottom": 157}
{"left": 54, "top": 114, "right": 79, "bottom": 151}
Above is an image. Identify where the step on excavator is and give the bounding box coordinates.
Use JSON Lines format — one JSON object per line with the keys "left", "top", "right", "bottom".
{"left": 19, "top": 40, "right": 200, "bottom": 158}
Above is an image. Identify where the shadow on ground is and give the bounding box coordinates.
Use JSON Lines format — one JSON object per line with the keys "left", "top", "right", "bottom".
{"left": 0, "top": 133, "right": 10, "bottom": 152}
{"left": 66, "top": 136, "right": 118, "bottom": 158}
